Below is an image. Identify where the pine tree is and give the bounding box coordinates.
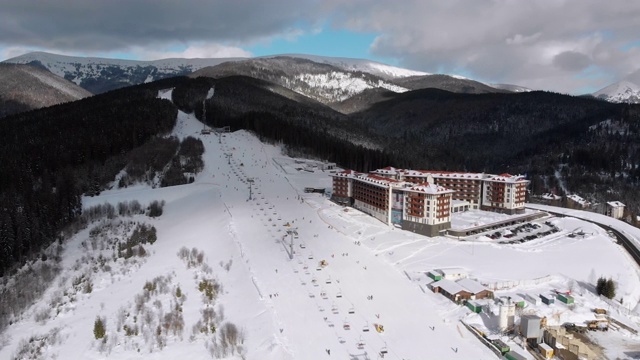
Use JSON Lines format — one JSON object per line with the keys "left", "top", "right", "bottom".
{"left": 596, "top": 276, "right": 606, "bottom": 296}
{"left": 604, "top": 278, "right": 616, "bottom": 299}
{"left": 94, "top": 317, "right": 106, "bottom": 339}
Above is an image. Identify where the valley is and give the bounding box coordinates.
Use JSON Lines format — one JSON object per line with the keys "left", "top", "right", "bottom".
{"left": 1, "top": 91, "right": 639, "bottom": 359}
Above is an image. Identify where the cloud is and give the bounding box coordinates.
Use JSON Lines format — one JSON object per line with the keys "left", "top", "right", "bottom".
{"left": 325, "top": 0, "right": 640, "bottom": 93}
{"left": 130, "top": 43, "right": 252, "bottom": 60}
{"left": 0, "top": 0, "right": 318, "bottom": 51}
{"left": 553, "top": 51, "right": 592, "bottom": 72}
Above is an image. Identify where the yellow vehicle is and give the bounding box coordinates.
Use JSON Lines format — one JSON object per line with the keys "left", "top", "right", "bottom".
{"left": 375, "top": 324, "right": 385, "bottom": 333}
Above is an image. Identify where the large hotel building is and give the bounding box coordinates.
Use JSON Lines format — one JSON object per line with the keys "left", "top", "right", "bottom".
{"left": 331, "top": 167, "right": 529, "bottom": 237}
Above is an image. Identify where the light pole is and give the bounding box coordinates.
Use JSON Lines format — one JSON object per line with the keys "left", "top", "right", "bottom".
{"left": 247, "top": 178, "right": 254, "bottom": 200}
{"left": 224, "top": 152, "right": 232, "bottom": 165}
{"left": 286, "top": 227, "right": 298, "bottom": 260}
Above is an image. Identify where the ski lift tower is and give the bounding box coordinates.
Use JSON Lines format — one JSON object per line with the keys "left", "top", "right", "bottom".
{"left": 224, "top": 152, "right": 232, "bottom": 165}
{"left": 247, "top": 178, "right": 255, "bottom": 200}
{"left": 201, "top": 86, "right": 215, "bottom": 134}
{"left": 286, "top": 227, "right": 298, "bottom": 260}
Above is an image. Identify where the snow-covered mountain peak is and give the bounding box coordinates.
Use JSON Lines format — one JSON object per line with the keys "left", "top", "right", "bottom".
{"left": 262, "top": 53, "right": 428, "bottom": 79}
{"left": 593, "top": 80, "right": 640, "bottom": 103}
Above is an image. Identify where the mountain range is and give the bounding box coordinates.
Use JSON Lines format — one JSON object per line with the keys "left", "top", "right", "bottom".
{"left": 3, "top": 51, "right": 639, "bottom": 114}
{"left": 2, "top": 52, "right": 516, "bottom": 113}
{"left": 0, "top": 63, "right": 91, "bottom": 117}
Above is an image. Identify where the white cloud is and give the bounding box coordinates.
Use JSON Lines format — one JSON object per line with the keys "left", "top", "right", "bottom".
{"left": 326, "top": 0, "right": 640, "bottom": 93}
{"left": 130, "top": 43, "right": 252, "bottom": 60}
{"left": 506, "top": 33, "right": 542, "bottom": 46}
{"left": 2, "top": 0, "right": 639, "bottom": 93}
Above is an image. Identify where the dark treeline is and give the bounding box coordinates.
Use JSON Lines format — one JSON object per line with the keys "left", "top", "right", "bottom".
{"left": 173, "top": 77, "right": 400, "bottom": 172}
{"left": 354, "top": 89, "right": 624, "bottom": 172}
{"left": 223, "top": 111, "right": 400, "bottom": 172}
{"left": 0, "top": 79, "right": 182, "bottom": 275}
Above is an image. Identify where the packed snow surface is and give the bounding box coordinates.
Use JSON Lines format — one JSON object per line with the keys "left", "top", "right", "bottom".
{"left": 1, "top": 92, "right": 639, "bottom": 359}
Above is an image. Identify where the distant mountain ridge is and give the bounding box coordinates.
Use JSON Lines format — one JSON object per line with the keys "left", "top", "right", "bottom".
{"left": 3, "top": 51, "right": 525, "bottom": 111}
{"left": 190, "top": 56, "right": 409, "bottom": 105}
{"left": 593, "top": 80, "right": 640, "bottom": 104}
{"left": 2, "top": 51, "right": 244, "bottom": 94}
{"left": 0, "top": 63, "right": 92, "bottom": 117}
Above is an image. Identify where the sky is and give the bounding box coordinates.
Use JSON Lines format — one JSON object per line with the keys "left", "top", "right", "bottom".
{"left": 1, "top": 0, "right": 640, "bottom": 94}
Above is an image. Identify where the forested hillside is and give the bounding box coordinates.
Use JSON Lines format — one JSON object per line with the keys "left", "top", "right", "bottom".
{"left": 352, "top": 89, "right": 640, "bottom": 216}
{"left": 172, "top": 76, "right": 397, "bottom": 169}
{"left": 0, "top": 79, "right": 181, "bottom": 275}
{"left": 2, "top": 73, "right": 640, "bottom": 276}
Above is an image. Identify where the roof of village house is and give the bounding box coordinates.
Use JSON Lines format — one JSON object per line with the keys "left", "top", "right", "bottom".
{"left": 607, "top": 201, "right": 625, "bottom": 207}
{"left": 456, "top": 278, "right": 489, "bottom": 294}
{"left": 432, "top": 279, "right": 468, "bottom": 295}
{"left": 567, "top": 194, "right": 589, "bottom": 206}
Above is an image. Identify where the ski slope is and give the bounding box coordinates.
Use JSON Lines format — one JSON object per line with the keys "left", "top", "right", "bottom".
{"left": 1, "top": 89, "right": 639, "bottom": 359}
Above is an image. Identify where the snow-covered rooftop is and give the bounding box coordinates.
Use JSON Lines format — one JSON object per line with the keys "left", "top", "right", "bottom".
{"left": 456, "top": 278, "right": 489, "bottom": 294}
{"left": 405, "top": 182, "right": 455, "bottom": 195}
{"left": 354, "top": 173, "right": 402, "bottom": 187}
{"left": 433, "top": 279, "right": 468, "bottom": 294}
{"left": 401, "top": 169, "right": 487, "bottom": 180}
{"left": 488, "top": 173, "right": 528, "bottom": 183}
{"left": 567, "top": 194, "right": 590, "bottom": 206}
{"left": 607, "top": 201, "right": 625, "bottom": 208}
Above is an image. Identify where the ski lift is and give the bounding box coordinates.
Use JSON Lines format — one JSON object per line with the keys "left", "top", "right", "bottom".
{"left": 362, "top": 323, "right": 370, "bottom": 332}
{"left": 348, "top": 307, "right": 355, "bottom": 314}
{"left": 318, "top": 305, "right": 325, "bottom": 312}
{"left": 357, "top": 337, "right": 365, "bottom": 349}
{"left": 309, "top": 292, "right": 315, "bottom": 298}
{"left": 380, "top": 346, "right": 388, "bottom": 355}
{"left": 326, "top": 277, "right": 332, "bottom": 284}
{"left": 343, "top": 320, "right": 351, "bottom": 330}
{"left": 338, "top": 336, "right": 346, "bottom": 344}
{"left": 336, "top": 291, "right": 342, "bottom": 298}
{"left": 332, "top": 304, "right": 339, "bottom": 314}
{"left": 308, "top": 254, "right": 314, "bottom": 260}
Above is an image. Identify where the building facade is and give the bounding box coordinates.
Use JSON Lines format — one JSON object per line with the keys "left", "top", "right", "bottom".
{"left": 606, "top": 201, "right": 625, "bottom": 219}
{"left": 331, "top": 166, "right": 529, "bottom": 236}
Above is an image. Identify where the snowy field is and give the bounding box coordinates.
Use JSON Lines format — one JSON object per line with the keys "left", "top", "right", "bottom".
{"left": 1, "top": 90, "right": 640, "bottom": 359}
